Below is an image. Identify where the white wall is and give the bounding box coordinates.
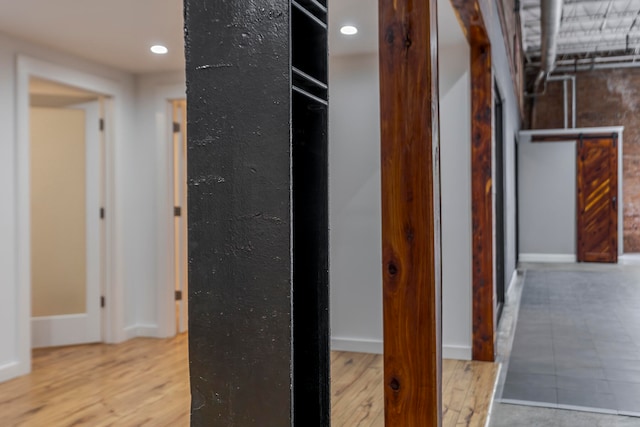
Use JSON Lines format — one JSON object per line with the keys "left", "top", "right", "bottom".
{"left": 329, "top": 53, "right": 383, "bottom": 354}
{"left": 518, "top": 140, "right": 577, "bottom": 260}
{"left": 440, "top": 41, "right": 473, "bottom": 360}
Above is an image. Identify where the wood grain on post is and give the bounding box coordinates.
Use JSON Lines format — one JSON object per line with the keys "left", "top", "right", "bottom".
{"left": 450, "top": 0, "right": 495, "bottom": 363}
{"left": 470, "top": 41, "right": 495, "bottom": 362}
{"left": 378, "top": 0, "right": 442, "bottom": 425}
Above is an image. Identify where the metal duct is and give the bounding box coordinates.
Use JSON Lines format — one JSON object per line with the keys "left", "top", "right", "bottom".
{"left": 534, "top": 0, "right": 564, "bottom": 91}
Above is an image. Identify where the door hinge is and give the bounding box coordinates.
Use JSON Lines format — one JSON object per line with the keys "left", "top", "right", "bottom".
{"left": 99, "top": 118, "right": 105, "bottom": 131}
{"left": 174, "top": 206, "right": 182, "bottom": 217}
{"left": 100, "top": 207, "right": 105, "bottom": 219}
{"left": 173, "top": 122, "right": 180, "bottom": 133}
{"left": 101, "top": 296, "right": 105, "bottom": 308}
{"left": 175, "top": 290, "right": 183, "bottom": 301}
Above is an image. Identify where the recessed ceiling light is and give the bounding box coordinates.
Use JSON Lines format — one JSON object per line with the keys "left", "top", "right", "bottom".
{"left": 340, "top": 25, "right": 358, "bottom": 36}
{"left": 150, "top": 45, "right": 168, "bottom": 55}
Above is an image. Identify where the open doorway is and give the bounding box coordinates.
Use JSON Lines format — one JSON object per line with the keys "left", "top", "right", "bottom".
{"left": 172, "top": 99, "right": 188, "bottom": 334}
{"left": 29, "top": 77, "right": 105, "bottom": 348}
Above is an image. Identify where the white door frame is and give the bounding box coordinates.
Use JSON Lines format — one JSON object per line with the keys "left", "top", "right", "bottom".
{"left": 15, "top": 55, "right": 125, "bottom": 377}
{"left": 155, "top": 85, "right": 187, "bottom": 338}
{"left": 172, "top": 99, "right": 188, "bottom": 334}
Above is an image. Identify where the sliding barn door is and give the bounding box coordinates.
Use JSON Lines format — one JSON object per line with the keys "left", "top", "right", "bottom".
{"left": 577, "top": 137, "right": 618, "bottom": 263}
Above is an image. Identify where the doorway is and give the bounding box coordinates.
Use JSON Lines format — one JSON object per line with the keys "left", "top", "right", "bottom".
{"left": 15, "top": 56, "right": 123, "bottom": 377}
{"left": 29, "top": 78, "right": 104, "bottom": 348}
{"left": 577, "top": 136, "right": 618, "bottom": 263}
{"left": 172, "top": 99, "right": 188, "bottom": 333}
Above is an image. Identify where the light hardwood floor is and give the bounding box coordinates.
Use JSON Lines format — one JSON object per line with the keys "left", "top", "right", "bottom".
{"left": 0, "top": 335, "right": 498, "bottom": 426}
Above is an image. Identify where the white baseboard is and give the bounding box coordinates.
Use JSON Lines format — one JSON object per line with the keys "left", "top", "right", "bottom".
{"left": 506, "top": 270, "right": 518, "bottom": 294}
{"left": 124, "top": 324, "right": 138, "bottom": 340}
{"left": 619, "top": 253, "right": 640, "bottom": 265}
{"left": 136, "top": 324, "right": 159, "bottom": 337}
{"left": 331, "top": 337, "right": 472, "bottom": 360}
{"left": 32, "top": 314, "right": 99, "bottom": 348}
{"left": 442, "top": 344, "right": 472, "bottom": 360}
{"left": 124, "top": 324, "right": 159, "bottom": 339}
{"left": 0, "top": 360, "right": 27, "bottom": 384}
{"left": 519, "top": 253, "right": 577, "bottom": 263}
{"left": 331, "top": 337, "right": 382, "bottom": 354}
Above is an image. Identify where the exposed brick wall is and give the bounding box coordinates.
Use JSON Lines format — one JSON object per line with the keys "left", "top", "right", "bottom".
{"left": 530, "top": 68, "right": 640, "bottom": 252}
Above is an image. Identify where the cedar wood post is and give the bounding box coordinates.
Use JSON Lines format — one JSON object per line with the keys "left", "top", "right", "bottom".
{"left": 450, "top": 0, "right": 496, "bottom": 362}
{"left": 379, "top": 0, "right": 443, "bottom": 425}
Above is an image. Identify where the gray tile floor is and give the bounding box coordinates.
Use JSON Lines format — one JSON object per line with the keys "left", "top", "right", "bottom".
{"left": 500, "top": 268, "right": 640, "bottom": 416}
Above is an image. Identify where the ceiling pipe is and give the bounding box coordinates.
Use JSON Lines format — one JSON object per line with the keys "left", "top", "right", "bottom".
{"left": 533, "top": 0, "right": 564, "bottom": 92}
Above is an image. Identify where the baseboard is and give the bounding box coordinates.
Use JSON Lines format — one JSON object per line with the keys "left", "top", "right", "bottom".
{"left": 136, "top": 324, "right": 159, "bottom": 337}
{"left": 124, "top": 324, "right": 138, "bottom": 340}
{"left": 442, "top": 344, "right": 472, "bottom": 360}
{"left": 32, "top": 314, "right": 99, "bottom": 348}
{"left": 0, "top": 360, "right": 27, "bottom": 384}
{"left": 619, "top": 253, "right": 640, "bottom": 265}
{"left": 123, "top": 324, "right": 159, "bottom": 339}
{"left": 331, "top": 337, "right": 383, "bottom": 354}
{"left": 331, "top": 338, "right": 472, "bottom": 360}
{"left": 506, "top": 270, "right": 518, "bottom": 294}
{"left": 519, "top": 253, "right": 577, "bottom": 263}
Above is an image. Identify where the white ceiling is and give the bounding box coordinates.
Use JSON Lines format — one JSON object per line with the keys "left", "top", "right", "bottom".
{"left": 0, "top": 0, "right": 185, "bottom": 73}
{"left": 0, "top": 0, "right": 464, "bottom": 74}
{"left": 329, "top": 0, "right": 468, "bottom": 56}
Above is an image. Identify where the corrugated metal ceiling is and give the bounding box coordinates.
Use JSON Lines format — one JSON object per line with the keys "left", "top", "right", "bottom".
{"left": 522, "top": 0, "right": 640, "bottom": 66}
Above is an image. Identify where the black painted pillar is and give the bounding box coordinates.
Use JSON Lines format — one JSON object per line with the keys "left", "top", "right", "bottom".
{"left": 184, "top": 1, "right": 329, "bottom": 425}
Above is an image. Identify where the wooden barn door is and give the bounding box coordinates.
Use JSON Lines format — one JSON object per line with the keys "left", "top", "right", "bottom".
{"left": 577, "top": 137, "right": 618, "bottom": 263}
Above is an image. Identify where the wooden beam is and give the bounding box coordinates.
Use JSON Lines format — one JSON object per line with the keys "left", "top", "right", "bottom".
{"left": 379, "top": 0, "right": 442, "bottom": 425}
{"left": 449, "top": 0, "right": 490, "bottom": 45}
{"left": 531, "top": 133, "right": 617, "bottom": 143}
{"left": 471, "top": 42, "right": 495, "bottom": 362}
{"left": 450, "top": 0, "right": 496, "bottom": 362}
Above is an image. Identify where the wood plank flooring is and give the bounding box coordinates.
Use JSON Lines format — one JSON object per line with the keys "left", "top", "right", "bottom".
{"left": 0, "top": 335, "right": 498, "bottom": 426}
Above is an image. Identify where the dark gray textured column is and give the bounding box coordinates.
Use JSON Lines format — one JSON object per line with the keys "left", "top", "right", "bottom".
{"left": 184, "top": 0, "right": 329, "bottom": 425}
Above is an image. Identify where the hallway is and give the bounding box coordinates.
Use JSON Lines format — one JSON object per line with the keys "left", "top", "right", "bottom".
{"left": 491, "top": 264, "right": 640, "bottom": 426}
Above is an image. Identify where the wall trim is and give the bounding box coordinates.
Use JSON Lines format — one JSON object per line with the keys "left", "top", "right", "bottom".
{"left": 506, "top": 270, "right": 519, "bottom": 294}
{"left": 31, "top": 314, "right": 100, "bottom": 348}
{"left": 331, "top": 337, "right": 383, "bottom": 354}
{"left": 443, "top": 345, "right": 472, "bottom": 360}
{"left": 124, "top": 324, "right": 138, "bottom": 340}
{"left": 0, "top": 361, "right": 25, "bottom": 384}
{"left": 619, "top": 254, "right": 640, "bottom": 265}
{"left": 154, "top": 84, "right": 188, "bottom": 340}
{"left": 136, "top": 324, "right": 159, "bottom": 337}
{"left": 330, "top": 338, "right": 473, "bottom": 360}
{"left": 519, "top": 253, "right": 577, "bottom": 263}
{"left": 124, "top": 324, "right": 159, "bottom": 339}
